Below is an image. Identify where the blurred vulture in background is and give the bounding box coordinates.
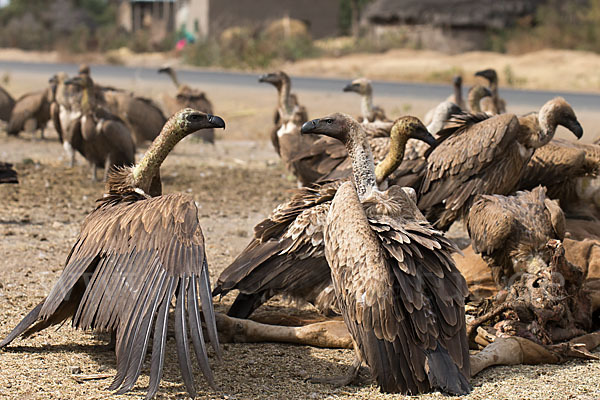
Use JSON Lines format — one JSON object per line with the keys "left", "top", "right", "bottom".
{"left": 6, "top": 87, "right": 52, "bottom": 138}
{"left": 418, "top": 97, "right": 583, "bottom": 231}
{"left": 213, "top": 116, "right": 437, "bottom": 320}
{"left": 423, "top": 75, "right": 465, "bottom": 126}
{"left": 466, "top": 85, "right": 493, "bottom": 113}
{"left": 475, "top": 68, "right": 506, "bottom": 114}
{"left": 300, "top": 113, "right": 470, "bottom": 395}
{"left": 158, "top": 66, "right": 215, "bottom": 143}
{"left": 343, "top": 77, "right": 389, "bottom": 123}
{"left": 0, "top": 85, "right": 15, "bottom": 122}
{"left": 0, "top": 109, "right": 226, "bottom": 399}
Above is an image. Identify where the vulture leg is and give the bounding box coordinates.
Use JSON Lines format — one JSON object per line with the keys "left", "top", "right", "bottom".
{"left": 64, "top": 142, "right": 76, "bottom": 167}
{"left": 91, "top": 163, "right": 99, "bottom": 182}
{"left": 306, "top": 357, "right": 362, "bottom": 387}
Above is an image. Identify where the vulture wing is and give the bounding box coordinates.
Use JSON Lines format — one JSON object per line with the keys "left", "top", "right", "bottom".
{"left": 7, "top": 90, "right": 47, "bottom": 135}
{"left": 467, "top": 194, "right": 515, "bottom": 255}
{"left": 0, "top": 193, "right": 220, "bottom": 399}
{"left": 325, "top": 183, "right": 470, "bottom": 394}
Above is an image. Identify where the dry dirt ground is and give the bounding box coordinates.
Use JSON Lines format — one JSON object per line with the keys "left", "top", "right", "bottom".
{"left": 1, "top": 72, "right": 600, "bottom": 400}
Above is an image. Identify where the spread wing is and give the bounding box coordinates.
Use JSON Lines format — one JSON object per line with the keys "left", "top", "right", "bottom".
{"left": 1, "top": 193, "right": 220, "bottom": 399}
{"left": 213, "top": 183, "right": 340, "bottom": 317}
{"left": 326, "top": 183, "right": 470, "bottom": 394}
{"left": 418, "top": 113, "right": 521, "bottom": 229}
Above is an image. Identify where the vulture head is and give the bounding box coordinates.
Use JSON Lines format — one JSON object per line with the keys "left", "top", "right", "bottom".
{"left": 177, "top": 108, "right": 225, "bottom": 133}
{"left": 78, "top": 63, "right": 90, "bottom": 76}
{"left": 300, "top": 113, "right": 358, "bottom": 144}
{"left": 474, "top": 68, "right": 498, "bottom": 84}
{"left": 258, "top": 71, "right": 289, "bottom": 89}
{"left": 453, "top": 75, "right": 463, "bottom": 87}
{"left": 392, "top": 116, "right": 436, "bottom": 146}
{"left": 157, "top": 66, "right": 174, "bottom": 75}
{"left": 539, "top": 97, "right": 583, "bottom": 139}
{"left": 343, "top": 77, "right": 373, "bottom": 96}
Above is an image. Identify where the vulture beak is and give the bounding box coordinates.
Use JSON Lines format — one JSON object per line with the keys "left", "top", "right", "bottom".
{"left": 410, "top": 127, "right": 437, "bottom": 147}
{"left": 566, "top": 119, "right": 583, "bottom": 139}
{"left": 157, "top": 67, "right": 170, "bottom": 74}
{"left": 48, "top": 76, "right": 57, "bottom": 84}
{"left": 343, "top": 83, "right": 356, "bottom": 92}
{"left": 300, "top": 119, "right": 319, "bottom": 134}
{"left": 258, "top": 74, "right": 269, "bottom": 83}
{"left": 207, "top": 115, "right": 226, "bottom": 129}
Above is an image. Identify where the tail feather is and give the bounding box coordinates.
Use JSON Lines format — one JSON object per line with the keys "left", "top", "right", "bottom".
{"left": 425, "top": 342, "right": 472, "bottom": 396}
{"left": 0, "top": 301, "right": 44, "bottom": 348}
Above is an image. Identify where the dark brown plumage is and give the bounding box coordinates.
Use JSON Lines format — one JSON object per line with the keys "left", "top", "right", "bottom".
{"left": 63, "top": 74, "right": 136, "bottom": 181}
{"left": 158, "top": 67, "right": 215, "bottom": 143}
{"left": 213, "top": 117, "right": 437, "bottom": 321}
{"left": 518, "top": 139, "right": 600, "bottom": 217}
{"left": 0, "top": 85, "right": 15, "bottom": 122}
{"left": 0, "top": 161, "right": 17, "bottom": 184}
{"left": 0, "top": 109, "right": 226, "bottom": 399}
{"left": 418, "top": 97, "right": 583, "bottom": 231}
{"left": 467, "top": 186, "right": 565, "bottom": 286}
{"left": 302, "top": 113, "right": 470, "bottom": 395}
{"left": 6, "top": 88, "right": 52, "bottom": 138}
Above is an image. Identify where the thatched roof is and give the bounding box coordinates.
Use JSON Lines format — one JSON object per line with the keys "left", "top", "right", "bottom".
{"left": 364, "top": 0, "right": 545, "bottom": 29}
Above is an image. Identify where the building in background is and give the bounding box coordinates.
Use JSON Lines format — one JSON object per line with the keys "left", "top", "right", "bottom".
{"left": 117, "top": 0, "right": 339, "bottom": 43}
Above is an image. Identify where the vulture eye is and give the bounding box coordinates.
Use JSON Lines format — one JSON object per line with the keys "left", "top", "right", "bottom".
{"left": 325, "top": 119, "right": 334, "bottom": 124}
{"left": 189, "top": 114, "right": 203, "bottom": 121}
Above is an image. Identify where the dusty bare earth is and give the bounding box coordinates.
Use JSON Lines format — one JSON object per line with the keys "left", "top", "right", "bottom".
{"left": 1, "top": 70, "right": 600, "bottom": 400}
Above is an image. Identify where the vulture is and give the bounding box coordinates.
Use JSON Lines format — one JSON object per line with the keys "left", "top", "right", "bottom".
{"left": 213, "top": 117, "right": 437, "bottom": 319}
{"left": 418, "top": 97, "right": 583, "bottom": 231}
{"left": 6, "top": 87, "right": 52, "bottom": 138}
{"left": 518, "top": 139, "right": 600, "bottom": 218}
{"left": 49, "top": 72, "right": 81, "bottom": 163}
{"left": 425, "top": 101, "right": 463, "bottom": 135}
{"left": 102, "top": 90, "right": 167, "bottom": 146}
{"left": 466, "top": 84, "right": 493, "bottom": 113}
{"left": 475, "top": 68, "right": 506, "bottom": 114}
{"left": 300, "top": 113, "right": 470, "bottom": 395}
{"left": 259, "top": 71, "right": 309, "bottom": 157}
{"left": 423, "top": 75, "right": 465, "bottom": 126}
{"left": 0, "top": 109, "right": 226, "bottom": 399}
{"left": 0, "top": 162, "right": 17, "bottom": 184}
{"left": 467, "top": 186, "right": 565, "bottom": 286}
{"left": 62, "top": 74, "right": 136, "bottom": 181}
{"left": 158, "top": 67, "right": 215, "bottom": 143}
{"left": 0, "top": 85, "right": 15, "bottom": 122}
{"left": 343, "top": 77, "right": 389, "bottom": 123}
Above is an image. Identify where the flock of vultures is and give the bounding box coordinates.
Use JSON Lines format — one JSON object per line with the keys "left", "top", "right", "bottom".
{"left": 0, "top": 64, "right": 600, "bottom": 399}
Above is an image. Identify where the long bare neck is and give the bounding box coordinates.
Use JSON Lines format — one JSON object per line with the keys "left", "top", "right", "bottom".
{"left": 81, "top": 85, "right": 94, "bottom": 114}
{"left": 278, "top": 78, "right": 293, "bottom": 116}
{"left": 360, "top": 91, "right": 373, "bottom": 120}
{"left": 132, "top": 117, "right": 186, "bottom": 193}
{"left": 454, "top": 83, "right": 463, "bottom": 108}
{"left": 346, "top": 122, "right": 377, "bottom": 200}
{"left": 468, "top": 90, "right": 483, "bottom": 113}
{"left": 375, "top": 125, "right": 407, "bottom": 184}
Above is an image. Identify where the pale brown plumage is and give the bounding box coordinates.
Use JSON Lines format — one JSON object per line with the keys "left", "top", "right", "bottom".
{"left": 7, "top": 88, "right": 52, "bottom": 137}
{"left": 467, "top": 84, "right": 493, "bottom": 113}
{"left": 63, "top": 74, "right": 136, "bottom": 181}
{"left": 0, "top": 85, "right": 15, "bottom": 122}
{"left": 213, "top": 117, "right": 437, "bottom": 319}
{"left": 0, "top": 109, "right": 226, "bottom": 399}
{"left": 518, "top": 139, "right": 600, "bottom": 216}
{"left": 418, "top": 97, "right": 583, "bottom": 231}
{"left": 343, "top": 77, "right": 389, "bottom": 124}
{"left": 302, "top": 113, "right": 470, "bottom": 395}
{"left": 475, "top": 68, "right": 506, "bottom": 114}
{"left": 158, "top": 67, "right": 215, "bottom": 143}
{"left": 467, "top": 186, "right": 566, "bottom": 286}
{"left": 423, "top": 76, "right": 465, "bottom": 126}
{"left": 0, "top": 161, "right": 17, "bottom": 184}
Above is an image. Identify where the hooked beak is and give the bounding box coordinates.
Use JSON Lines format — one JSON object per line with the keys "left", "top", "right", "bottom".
{"left": 343, "top": 83, "right": 356, "bottom": 93}
{"left": 409, "top": 127, "right": 437, "bottom": 147}
{"left": 207, "top": 115, "right": 226, "bottom": 129}
{"left": 300, "top": 119, "right": 319, "bottom": 134}
{"left": 566, "top": 119, "right": 583, "bottom": 139}
{"left": 258, "top": 74, "right": 270, "bottom": 83}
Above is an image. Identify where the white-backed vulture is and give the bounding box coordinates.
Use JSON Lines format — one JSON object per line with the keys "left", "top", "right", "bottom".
{"left": 6, "top": 88, "right": 52, "bottom": 138}
{"left": 0, "top": 161, "right": 17, "bottom": 184}
{"left": 425, "top": 100, "right": 463, "bottom": 135}
{"left": 423, "top": 75, "right": 465, "bottom": 126}
{"left": 0, "top": 109, "right": 226, "bottom": 399}
{"left": 299, "top": 113, "right": 470, "bottom": 395}
{"left": 259, "top": 71, "right": 309, "bottom": 155}
{"left": 343, "top": 77, "right": 389, "bottom": 124}
{"left": 102, "top": 90, "right": 167, "bottom": 146}
{"left": 467, "top": 186, "right": 566, "bottom": 286}
{"left": 63, "top": 75, "right": 136, "bottom": 181}
{"left": 467, "top": 84, "right": 493, "bottom": 113}
{"left": 0, "top": 85, "right": 15, "bottom": 122}
{"left": 418, "top": 97, "right": 583, "bottom": 231}
{"left": 158, "top": 66, "right": 215, "bottom": 143}
{"left": 475, "top": 68, "right": 506, "bottom": 114}
{"left": 213, "top": 117, "right": 437, "bottom": 319}
{"left": 518, "top": 139, "right": 600, "bottom": 218}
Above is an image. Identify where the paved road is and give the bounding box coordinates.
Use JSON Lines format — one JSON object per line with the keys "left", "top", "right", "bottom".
{"left": 1, "top": 60, "right": 599, "bottom": 110}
